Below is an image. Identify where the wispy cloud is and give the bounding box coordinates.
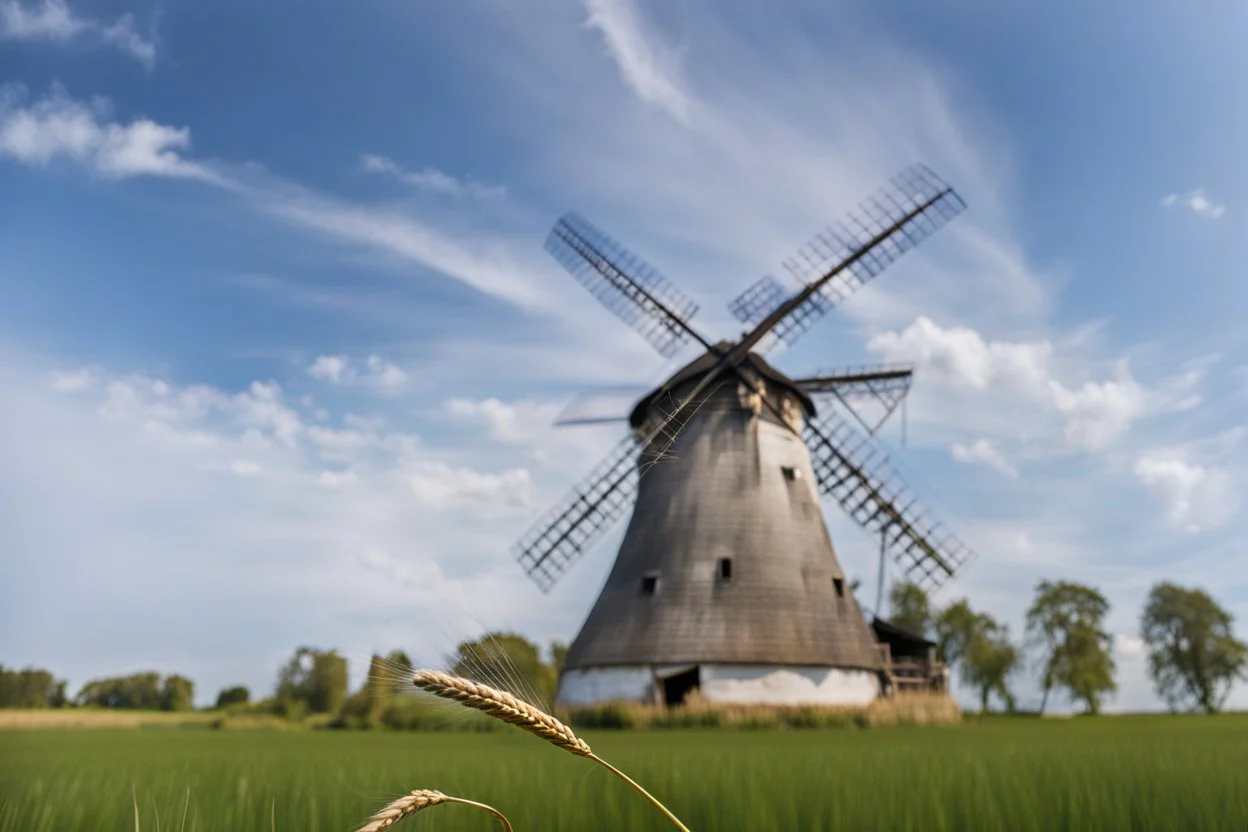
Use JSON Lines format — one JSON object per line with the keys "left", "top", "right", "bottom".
{"left": 581, "top": 0, "right": 693, "bottom": 126}
{"left": 1160, "top": 188, "right": 1226, "bottom": 219}
{"left": 0, "top": 0, "right": 156, "bottom": 69}
{"left": 360, "top": 153, "right": 506, "bottom": 200}
{"left": 951, "top": 438, "right": 1019, "bottom": 478}
{"left": 0, "top": 82, "right": 220, "bottom": 183}
{"left": 0, "top": 83, "right": 560, "bottom": 313}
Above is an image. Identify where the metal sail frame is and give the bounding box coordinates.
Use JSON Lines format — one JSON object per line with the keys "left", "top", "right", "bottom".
{"left": 510, "top": 164, "right": 974, "bottom": 594}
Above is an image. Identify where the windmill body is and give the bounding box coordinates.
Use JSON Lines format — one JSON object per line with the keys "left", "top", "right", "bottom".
{"left": 560, "top": 348, "right": 885, "bottom": 707}
{"left": 512, "top": 166, "right": 975, "bottom": 707}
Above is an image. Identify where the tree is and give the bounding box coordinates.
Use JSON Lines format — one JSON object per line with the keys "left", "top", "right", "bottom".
{"left": 1140, "top": 582, "right": 1248, "bottom": 714}
{"left": 1024, "top": 580, "right": 1116, "bottom": 714}
{"left": 451, "top": 632, "right": 558, "bottom": 705}
{"left": 77, "top": 672, "right": 164, "bottom": 709}
{"left": 889, "top": 582, "right": 932, "bottom": 636}
{"left": 215, "top": 686, "right": 250, "bottom": 708}
{"left": 277, "top": 647, "right": 349, "bottom": 714}
{"left": 0, "top": 666, "right": 67, "bottom": 708}
{"left": 934, "top": 600, "right": 979, "bottom": 667}
{"left": 936, "top": 601, "right": 1019, "bottom": 714}
{"left": 962, "top": 615, "right": 1020, "bottom": 715}
{"left": 160, "top": 675, "right": 195, "bottom": 711}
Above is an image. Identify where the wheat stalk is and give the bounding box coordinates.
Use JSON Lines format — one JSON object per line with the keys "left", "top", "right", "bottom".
{"left": 354, "top": 789, "right": 514, "bottom": 832}
{"left": 411, "top": 669, "right": 592, "bottom": 757}
{"left": 411, "top": 669, "right": 692, "bottom": 832}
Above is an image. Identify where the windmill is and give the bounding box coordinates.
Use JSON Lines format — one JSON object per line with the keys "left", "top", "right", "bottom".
{"left": 512, "top": 165, "right": 973, "bottom": 707}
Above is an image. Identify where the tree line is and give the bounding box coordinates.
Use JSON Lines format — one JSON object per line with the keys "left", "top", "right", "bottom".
{"left": 4, "top": 580, "right": 1244, "bottom": 718}
{"left": 0, "top": 634, "right": 568, "bottom": 728}
{"left": 890, "top": 580, "right": 1248, "bottom": 715}
{"left": 0, "top": 667, "right": 197, "bottom": 711}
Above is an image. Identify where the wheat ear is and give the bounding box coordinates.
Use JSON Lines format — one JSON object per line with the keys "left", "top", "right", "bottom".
{"left": 411, "top": 670, "right": 692, "bottom": 832}
{"left": 354, "top": 789, "right": 514, "bottom": 832}
{"left": 411, "top": 669, "right": 592, "bottom": 757}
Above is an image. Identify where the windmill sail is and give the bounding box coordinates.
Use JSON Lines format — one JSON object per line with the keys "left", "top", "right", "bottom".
{"left": 553, "top": 385, "right": 651, "bottom": 426}
{"left": 547, "top": 213, "right": 702, "bottom": 359}
{"left": 795, "top": 364, "right": 913, "bottom": 436}
{"left": 804, "top": 406, "right": 974, "bottom": 592}
{"left": 727, "top": 165, "right": 966, "bottom": 351}
{"left": 512, "top": 434, "right": 640, "bottom": 592}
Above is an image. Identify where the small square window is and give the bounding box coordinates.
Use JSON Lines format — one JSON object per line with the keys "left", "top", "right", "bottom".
{"left": 781, "top": 466, "right": 800, "bottom": 481}
{"left": 641, "top": 573, "right": 659, "bottom": 595}
{"left": 832, "top": 577, "right": 844, "bottom": 598}
{"left": 718, "top": 558, "right": 732, "bottom": 580}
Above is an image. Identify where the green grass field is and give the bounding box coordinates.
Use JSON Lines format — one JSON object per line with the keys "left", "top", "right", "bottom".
{"left": 3, "top": 715, "right": 1248, "bottom": 831}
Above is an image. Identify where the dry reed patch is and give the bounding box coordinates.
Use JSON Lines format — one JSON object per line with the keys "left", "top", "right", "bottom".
{"left": 864, "top": 692, "right": 963, "bottom": 727}
{"left": 0, "top": 708, "right": 213, "bottom": 730}
{"left": 563, "top": 691, "right": 962, "bottom": 730}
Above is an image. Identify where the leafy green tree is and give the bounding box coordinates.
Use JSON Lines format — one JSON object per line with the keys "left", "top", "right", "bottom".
{"left": 451, "top": 632, "right": 557, "bottom": 705}
{"left": 277, "top": 647, "right": 349, "bottom": 714}
{"left": 889, "top": 582, "right": 932, "bottom": 636}
{"left": 934, "top": 600, "right": 979, "bottom": 667}
{"left": 214, "top": 686, "right": 250, "bottom": 708}
{"left": 0, "top": 666, "right": 67, "bottom": 708}
{"left": 160, "top": 675, "right": 195, "bottom": 711}
{"left": 936, "top": 601, "right": 1019, "bottom": 714}
{"left": 962, "top": 615, "right": 1020, "bottom": 714}
{"left": 1024, "top": 580, "right": 1116, "bottom": 714}
{"left": 1141, "top": 582, "right": 1248, "bottom": 713}
{"left": 77, "top": 672, "right": 163, "bottom": 709}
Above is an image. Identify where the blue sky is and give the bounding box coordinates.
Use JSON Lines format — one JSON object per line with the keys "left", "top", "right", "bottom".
{"left": 2, "top": 0, "right": 1246, "bottom": 712}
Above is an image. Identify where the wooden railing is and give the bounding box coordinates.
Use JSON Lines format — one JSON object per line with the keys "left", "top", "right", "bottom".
{"left": 877, "top": 644, "right": 947, "bottom": 693}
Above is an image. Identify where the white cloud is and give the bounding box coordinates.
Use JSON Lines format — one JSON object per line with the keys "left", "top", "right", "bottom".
{"left": 582, "top": 0, "right": 693, "bottom": 126}
{"left": 306, "top": 354, "right": 409, "bottom": 390}
{"left": 0, "top": 0, "right": 156, "bottom": 69}
{"left": 1160, "top": 188, "right": 1226, "bottom": 219}
{"left": 0, "top": 85, "right": 579, "bottom": 319}
{"left": 446, "top": 397, "right": 561, "bottom": 445}
{"left": 0, "top": 83, "right": 218, "bottom": 183}
{"left": 1050, "top": 362, "right": 1147, "bottom": 452}
{"left": 1133, "top": 451, "right": 1235, "bottom": 534}
{"left": 951, "top": 438, "right": 1018, "bottom": 477}
{"left": 360, "top": 153, "right": 506, "bottom": 200}
{"left": 0, "top": 0, "right": 85, "bottom": 40}
{"left": 867, "top": 316, "right": 1147, "bottom": 452}
{"left": 0, "top": 350, "right": 585, "bottom": 702}
{"left": 99, "top": 13, "right": 156, "bottom": 69}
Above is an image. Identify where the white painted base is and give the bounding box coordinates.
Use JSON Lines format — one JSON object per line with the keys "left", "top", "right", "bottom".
{"left": 557, "top": 664, "right": 880, "bottom": 707}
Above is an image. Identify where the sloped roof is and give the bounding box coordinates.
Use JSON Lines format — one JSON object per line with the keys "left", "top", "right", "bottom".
{"left": 871, "top": 617, "right": 936, "bottom": 648}
{"left": 628, "top": 342, "right": 816, "bottom": 428}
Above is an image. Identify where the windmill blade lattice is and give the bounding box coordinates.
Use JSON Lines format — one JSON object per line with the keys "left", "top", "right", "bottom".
{"left": 512, "top": 434, "right": 640, "bottom": 592}
{"left": 804, "top": 406, "right": 974, "bottom": 592}
{"left": 547, "top": 212, "right": 702, "bottom": 359}
{"left": 729, "top": 165, "right": 966, "bottom": 352}
{"left": 796, "top": 364, "right": 914, "bottom": 436}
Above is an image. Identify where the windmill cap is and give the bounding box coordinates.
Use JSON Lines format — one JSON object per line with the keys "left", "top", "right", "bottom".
{"left": 628, "top": 342, "right": 817, "bottom": 429}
